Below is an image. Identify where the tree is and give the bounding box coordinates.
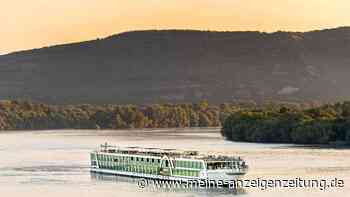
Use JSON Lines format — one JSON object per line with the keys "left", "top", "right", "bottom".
{"left": 115, "top": 114, "right": 126, "bottom": 128}
{"left": 199, "top": 113, "right": 211, "bottom": 127}
{"left": 346, "top": 130, "right": 350, "bottom": 144}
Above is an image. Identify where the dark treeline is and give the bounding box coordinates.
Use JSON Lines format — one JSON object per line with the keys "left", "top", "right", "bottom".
{"left": 0, "top": 100, "right": 319, "bottom": 131}
{"left": 1, "top": 99, "right": 349, "bottom": 145}
{"left": 221, "top": 102, "right": 350, "bottom": 145}
{"left": 0, "top": 100, "right": 226, "bottom": 130}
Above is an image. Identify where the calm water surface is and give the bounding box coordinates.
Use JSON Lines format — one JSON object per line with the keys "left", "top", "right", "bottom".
{"left": 0, "top": 129, "right": 349, "bottom": 197}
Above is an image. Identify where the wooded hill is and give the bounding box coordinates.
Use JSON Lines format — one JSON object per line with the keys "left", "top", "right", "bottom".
{"left": 1, "top": 27, "right": 350, "bottom": 104}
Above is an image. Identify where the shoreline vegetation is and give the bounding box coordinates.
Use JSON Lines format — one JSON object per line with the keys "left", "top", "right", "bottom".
{"left": 221, "top": 102, "right": 350, "bottom": 145}
{"left": 0, "top": 100, "right": 226, "bottom": 131}
{"left": 0, "top": 99, "right": 349, "bottom": 145}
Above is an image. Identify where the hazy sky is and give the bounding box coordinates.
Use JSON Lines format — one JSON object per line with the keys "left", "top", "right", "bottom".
{"left": 1, "top": 0, "right": 350, "bottom": 54}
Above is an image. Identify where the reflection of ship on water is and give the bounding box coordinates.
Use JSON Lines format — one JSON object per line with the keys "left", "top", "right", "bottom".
{"left": 90, "top": 172, "right": 246, "bottom": 195}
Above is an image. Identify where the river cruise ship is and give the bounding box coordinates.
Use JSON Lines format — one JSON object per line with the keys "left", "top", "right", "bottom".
{"left": 90, "top": 143, "right": 248, "bottom": 182}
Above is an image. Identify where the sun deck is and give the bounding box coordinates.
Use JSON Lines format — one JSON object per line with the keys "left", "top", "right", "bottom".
{"left": 97, "top": 143, "right": 243, "bottom": 162}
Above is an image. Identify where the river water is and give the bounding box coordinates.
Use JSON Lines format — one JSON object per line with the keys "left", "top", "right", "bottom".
{"left": 0, "top": 128, "right": 349, "bottom": 197}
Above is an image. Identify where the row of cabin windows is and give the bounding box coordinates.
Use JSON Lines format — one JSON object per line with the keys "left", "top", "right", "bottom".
{"left": 173, "top": 169, "right": 200, "bottom": 177}
{"left": 96, "top": 154, "right": 161, "bottom": 165}
{"left": 93, "top": 154, "right": 203, "bottom": 170}
{"left": 98, "top": 161, "right": 160, "bottom": 174}
{"left": 175, "top": 160, "right": 203, "bottom": 169}
{"left": 97, "top": 161, "right": 199, "bottom": 177}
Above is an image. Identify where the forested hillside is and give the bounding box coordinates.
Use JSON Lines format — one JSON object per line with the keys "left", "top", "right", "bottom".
{"left": 1, "top": 27, "right": 350, "bottom": 104}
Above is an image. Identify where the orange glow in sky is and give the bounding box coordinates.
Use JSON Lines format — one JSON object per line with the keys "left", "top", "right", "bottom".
{"left": 1, "top": 0, "right": 350, "bottom": 54}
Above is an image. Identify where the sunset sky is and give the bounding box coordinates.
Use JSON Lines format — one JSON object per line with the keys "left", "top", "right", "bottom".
{"left": 1, "top": 0, "right": 350, "bottom": 54}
